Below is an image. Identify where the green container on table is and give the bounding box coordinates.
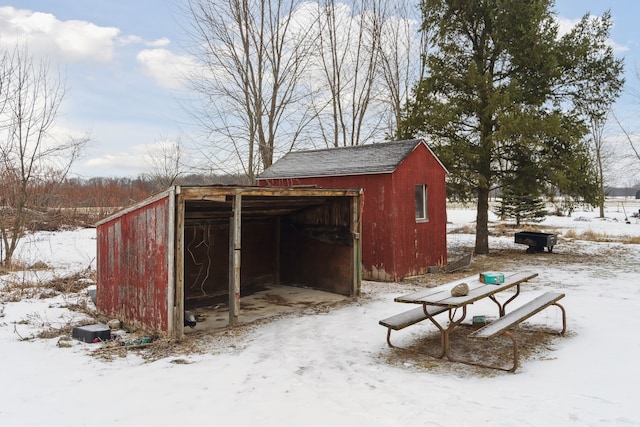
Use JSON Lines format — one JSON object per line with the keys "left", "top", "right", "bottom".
{"left": 479, "top": 271, "right": 505, "bottom": 284}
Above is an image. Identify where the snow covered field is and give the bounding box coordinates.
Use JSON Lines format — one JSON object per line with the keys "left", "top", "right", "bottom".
{"left": 1, "top": 202, "right": 639, "bottom": 427}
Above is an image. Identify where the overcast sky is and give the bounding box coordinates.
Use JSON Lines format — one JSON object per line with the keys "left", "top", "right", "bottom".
{"left": 2, "top": 1, "right": 639, "bottom": 183}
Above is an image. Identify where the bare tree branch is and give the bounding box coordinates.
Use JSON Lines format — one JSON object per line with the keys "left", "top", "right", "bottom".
{"left": 183, "top": 0, "right": 319, "bottom": 183}
{"left": 0, "top": 44, "right": 89, "bottom": 266}
{"left": 311, "top": 0, "right": 388, "bottom": 147}
{"left": 144, "top": 136, "right": 186, "bottom": 188}
{"left": 611, "top": 111, "right": 640, "bottom": 161}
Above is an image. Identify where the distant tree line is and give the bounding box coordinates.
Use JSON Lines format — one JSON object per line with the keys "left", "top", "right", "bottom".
{"left": 1, "top": 169, "right": 240, "bottom": 267}
{"left": 39, "top": 173, "right": 245, "bottom": 209}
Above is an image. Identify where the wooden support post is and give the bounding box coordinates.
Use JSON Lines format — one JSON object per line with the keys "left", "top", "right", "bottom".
{"left": 275, "top": 216, "right": 281, "bottom": 286}
{"left": 351, "top": 192, "right": 362, "bottom": 296}
{"left": 229, "top": 192, "right": 242, "bottom": 326}
{"left": 167, "top": 187, "right": 177, "bottom": 338}
{"left": 174, "top": 191, "right": 185, "bottom": 338}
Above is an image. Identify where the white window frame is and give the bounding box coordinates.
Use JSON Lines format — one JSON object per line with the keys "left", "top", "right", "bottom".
{"left": 415, "top": 184, "right": 428, "bottom": 222}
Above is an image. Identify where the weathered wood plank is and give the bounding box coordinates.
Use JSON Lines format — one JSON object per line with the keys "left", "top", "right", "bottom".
{"left": 470, "top": 292, "right": 565, "bottom": 339}
{"left": 395, "top": 272, "right": 538, "bottom": 307}
{"left": 229, "top": 193, "right": 241, "bottom": 326}
{"left": 379, "top": 305, "right": 448, "bottom": 331}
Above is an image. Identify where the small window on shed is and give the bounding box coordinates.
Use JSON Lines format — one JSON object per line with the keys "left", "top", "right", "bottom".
{"left": 415, "top": 184, "right": 428, "bottom": 222}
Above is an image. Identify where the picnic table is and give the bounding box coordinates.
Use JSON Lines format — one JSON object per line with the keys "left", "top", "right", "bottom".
{"left": 380, "top": 271, "right": 567, "bottom": 372}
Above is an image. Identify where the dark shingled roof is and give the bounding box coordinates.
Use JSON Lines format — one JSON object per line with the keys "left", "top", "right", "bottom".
{"left": 258, "top": 139, "right": 444, "bottom": 179}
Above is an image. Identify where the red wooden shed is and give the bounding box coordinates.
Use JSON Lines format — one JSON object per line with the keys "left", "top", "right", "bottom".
{"left": 257, "top": 139, "right": 448, "bottom": 281}
{"left": 95, "top": 185, "right": 362, "bottom": 337}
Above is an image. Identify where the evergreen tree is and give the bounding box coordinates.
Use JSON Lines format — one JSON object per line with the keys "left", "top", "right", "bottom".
{"left": 495, "top": 188, "right": 547, "bottom": 227}
{"left": 399, "top": 0, "right": 624, "bottom": 254}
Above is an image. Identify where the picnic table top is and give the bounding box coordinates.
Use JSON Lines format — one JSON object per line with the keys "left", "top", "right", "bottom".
{"left": 394, "top": 272, "right": 538, "bottom": 308}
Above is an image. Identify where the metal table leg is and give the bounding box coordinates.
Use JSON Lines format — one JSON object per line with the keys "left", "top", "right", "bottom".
{"left": 423, "top": 304, "right": 467, "bottom": 360}
{"left": 489, "top": 283, "right": 521, "bottom": 317}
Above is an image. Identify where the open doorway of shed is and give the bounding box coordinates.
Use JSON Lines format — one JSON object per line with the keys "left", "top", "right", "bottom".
{"left": 176, "top": 188, "right": 361, "bottom": 335}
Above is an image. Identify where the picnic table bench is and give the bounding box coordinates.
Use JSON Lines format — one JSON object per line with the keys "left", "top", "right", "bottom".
{"left": 379, "top": 272, "right": 567, "bottom": 372}
{"left": 469, "top": 291, "right": 566, "bottom": 372}
{"left": 379, "top": 305, "right": 449, "bottom": 348}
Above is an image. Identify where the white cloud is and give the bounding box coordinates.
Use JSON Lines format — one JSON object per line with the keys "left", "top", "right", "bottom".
{"left": 555, "top": 16, "right": 580, "bottom": 37}
{"left": 146, "top": 37, "right": 171, "bottom": 48}
{"left": 77, "top": 138, "right": 198, "bottom": 178}
{"left": 136, "top": 48, "right": 196, "bottom": 90}
{"left": 608, "top": 39, "right": 629, "bottom": 55}
{"left": 49, "top": 123, "right": 90, "bottom": 142}
{"left": 116, "top": 35, "right": 169, "bottom": 47}
{"left": 83, "top": 147, "right": 151, "bottom": 175}
{"left": 117, "top": 35, "right": 144, "bottom": 46}
{"left": 555, "top": 15, "right": 629, "bottom": 55}
{"left": 0, "top": 6, "right": 120, "bottom": 63}
{"left": 56, "top": 20, "right": 120, "bottom": 62}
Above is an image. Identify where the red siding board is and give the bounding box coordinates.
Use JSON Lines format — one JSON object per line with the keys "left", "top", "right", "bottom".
{"left": 259, "top": 143, "right": 447, "bottom": 281}
{"left": 97, "top": 196, "right": 170, "bottom": 333}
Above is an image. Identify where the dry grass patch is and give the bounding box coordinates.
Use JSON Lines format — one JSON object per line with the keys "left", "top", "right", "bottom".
{"left": 447, "top": 224, "right": 476, "bottom": 234}
{"left": 1, "top": 267, "right": 95, "bottom": 303}
{"left": 47, "top": 269, "right": 96, "bottom": 294}
{"left": 623, "top": 235, "right": 640, "bottom": 244}
{"left": 37, "top": 324, "right": 77, "bottom": 340}
{"left": 562, "top": 229, "right": 640, "bottom": 244}
{"left": 2, "top": 268, "right": 98, "bottom": 341}
{"left": 12, "top": 310, "right": 90, "bottom": 342}
{"left": 1, "top": 277, "right": 47, "bottom": 302}
{"left": 91, "top": 336, "right": 200, "bottom": 362}
{"left": 565, "top": 229, "right": 612, "bottom": 242}
{"left": 1, "top": 259, "right": 51, "bottom": 274}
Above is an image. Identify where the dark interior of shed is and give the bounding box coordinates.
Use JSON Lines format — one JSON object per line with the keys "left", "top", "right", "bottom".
{"left": 181, "top": 194, "right": 356, "bottom": 318}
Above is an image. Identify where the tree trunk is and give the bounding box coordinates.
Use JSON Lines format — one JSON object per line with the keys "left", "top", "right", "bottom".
{"left": 475, "top": 187, "right": 490, "bottom": 255}
{"left": 598, "top": 198, "right": 604, "bottom": 218}
{"left": 596, "top": 136, "right": 605, "bottom": 218}
{"left": 598, "top": 158, "right": 605, "bottom": 218}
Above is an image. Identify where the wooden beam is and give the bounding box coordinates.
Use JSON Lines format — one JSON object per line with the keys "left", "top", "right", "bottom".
{"left": 177, "top": 185, "right": 361, "bottom": 200}
{"left": 167, "top": 188, "right": 176, "bottom": 337}
{"left": 275, "top": 216, "right": 281, "bottom": 285}
{"left": 174, "top": 192, "right": 185, "bottom": 338}
{"left": 351, "top": 193, "right": 362, "bottom": 296}
{"left": 229, "top": 192, "right": 242, "bottom": 326}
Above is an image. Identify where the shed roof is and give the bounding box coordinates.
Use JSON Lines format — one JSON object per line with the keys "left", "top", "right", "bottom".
{"left": 95, "top": 185, "right": 362, "bottom": 227}
{"left": 257, "top": 139, "right": 447, "bottom": 180}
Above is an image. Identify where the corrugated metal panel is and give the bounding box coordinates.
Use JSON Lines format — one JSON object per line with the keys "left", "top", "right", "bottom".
{"left": 96, "top": 195, "right": 171, "bottom": 333}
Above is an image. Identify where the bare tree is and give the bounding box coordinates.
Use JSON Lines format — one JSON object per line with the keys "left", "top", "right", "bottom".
{"left": 376, "top": 0, "right": 427, "bottom": 138}
{"left": 144, "top": 136, "right": 186, "bottom": 189}
{"left": 184, "top": 0, "right": 318, "bottom": 183}
{"left": 613, "top": 113, "right": 640, "bottom": 161}
{"left": 614, "top": 67, "right": 640, "bottom": 164}
{"left": 309, "top": 0, "right": 387, "bottom": 147}
{"left": 611, "top": 112, "right": 640, "bottom": 190}
{"left": 306, "top": 0, "right": 425, "bottom": 146}
{"left": 0, "top": 45, "right": 88, "bottom": 267}
{"left": 571, "top": 12, "right": 624, "bottom": 218}
{"left": 587, "top": 111, "right": 616, "bottom": 217}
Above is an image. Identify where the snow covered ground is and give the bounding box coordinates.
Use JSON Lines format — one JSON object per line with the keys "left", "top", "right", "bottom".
{"left": 1, "top": 202, "right": 639, "bottom": 427}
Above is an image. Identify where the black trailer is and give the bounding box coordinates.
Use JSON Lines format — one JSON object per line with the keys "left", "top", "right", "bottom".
{"left": 514, "top": 231, "right": 557, "bottom": 253}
